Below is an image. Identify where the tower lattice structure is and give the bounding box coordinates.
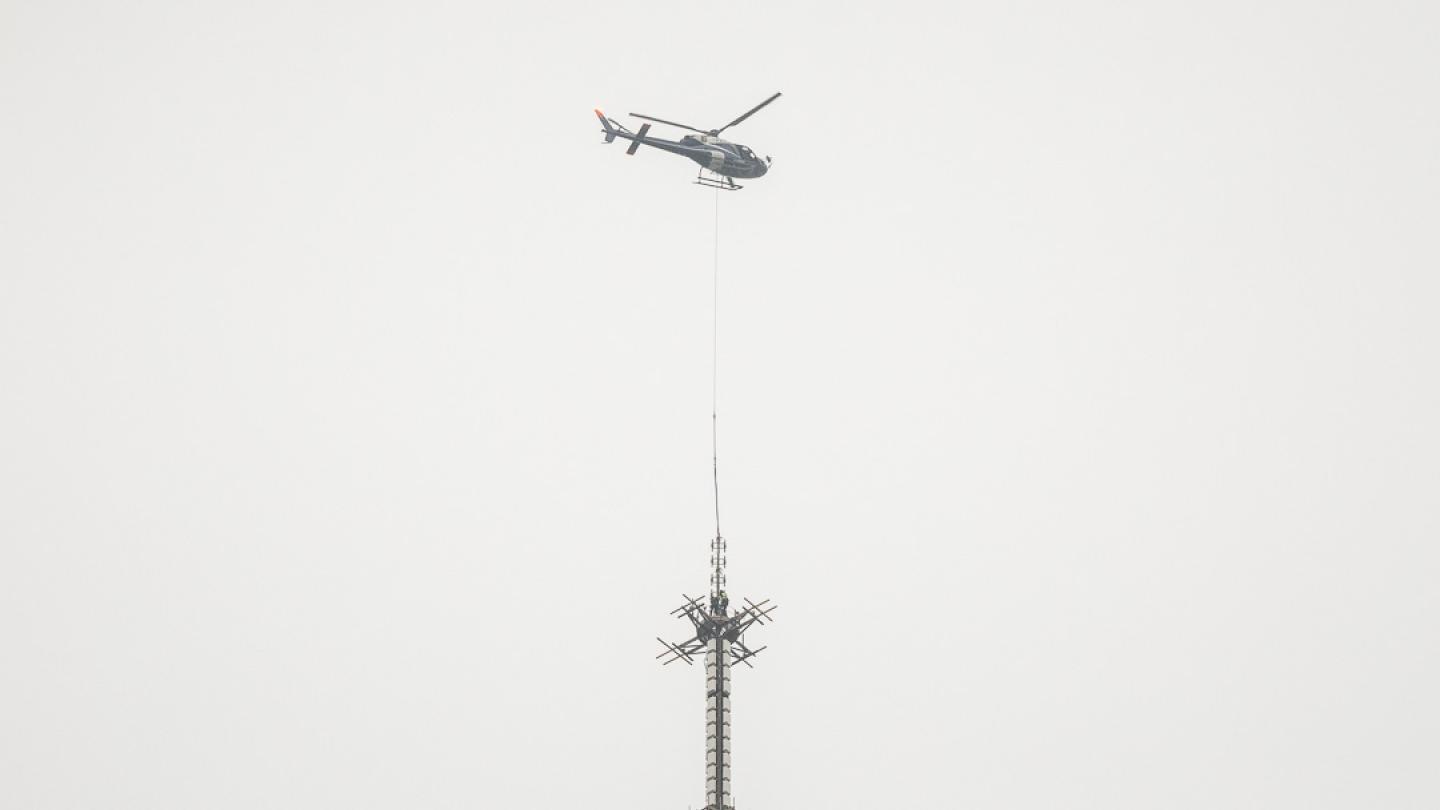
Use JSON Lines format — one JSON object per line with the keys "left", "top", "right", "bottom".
{"left": 657, "top": 531, "right": 775, "bottom": 810}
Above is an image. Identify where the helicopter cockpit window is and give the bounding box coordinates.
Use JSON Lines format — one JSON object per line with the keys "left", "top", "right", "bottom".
{"left": 738, "top": 146, "right": 755, "bottom": 159}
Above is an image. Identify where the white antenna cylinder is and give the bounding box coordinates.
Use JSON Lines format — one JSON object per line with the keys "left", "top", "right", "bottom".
{"left": 705, "top": 638, "right": 733, "bottom": 810}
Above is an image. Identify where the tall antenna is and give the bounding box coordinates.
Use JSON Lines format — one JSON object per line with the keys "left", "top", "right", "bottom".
{"left": 711, "top": 187, "right": 724, "bottom": 602}
{"left": 655, "top": 188, "right": 777, "bottom": 810}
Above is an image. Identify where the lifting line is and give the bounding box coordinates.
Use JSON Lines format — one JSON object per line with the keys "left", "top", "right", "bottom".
{"left": 711, "top": 188, "right": 722, "bottom": 543}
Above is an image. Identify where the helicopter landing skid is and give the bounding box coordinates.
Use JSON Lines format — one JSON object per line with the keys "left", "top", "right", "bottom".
{"left": 695, "top": 170, "right": 742, "bottom": 191}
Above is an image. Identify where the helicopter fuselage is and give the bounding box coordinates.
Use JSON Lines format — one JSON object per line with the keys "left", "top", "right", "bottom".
{"left": 611, "top": 129, "right": 768, "bottom": 179}
{"left": 670, "top": 134, "right": 769, "bottom": 179}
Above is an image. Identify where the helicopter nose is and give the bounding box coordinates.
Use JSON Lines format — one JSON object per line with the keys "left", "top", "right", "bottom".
{"left": 756, "top": 160, "right": 769, "bottom": 176}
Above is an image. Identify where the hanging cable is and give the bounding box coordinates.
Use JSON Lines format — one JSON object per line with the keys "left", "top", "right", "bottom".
{"left": 711, "top": 187, "right": 722, "bottom": 544}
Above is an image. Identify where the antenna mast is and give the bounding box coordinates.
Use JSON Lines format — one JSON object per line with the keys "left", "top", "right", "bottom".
{"left": 655, "top": 189, "right": 777, "bottom": 810}
{"left": 711, "top": 187, "right": 725, "bottom": 605}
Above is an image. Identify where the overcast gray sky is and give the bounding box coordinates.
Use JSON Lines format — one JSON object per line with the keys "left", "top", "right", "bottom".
{"left": 3, "top": 1, "right": 1438, "bottom": 808}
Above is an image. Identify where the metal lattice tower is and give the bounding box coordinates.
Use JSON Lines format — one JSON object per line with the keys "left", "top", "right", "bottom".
{"left": 657, "top": 532, "right": 776, "bottom": 810}
{"left": 653, "top": 182, "right": 777, "bottom": 810}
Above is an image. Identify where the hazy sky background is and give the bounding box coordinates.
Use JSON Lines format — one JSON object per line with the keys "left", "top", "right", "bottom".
{"left": 3, "top": 1, "right": 1437, "bottom": 808}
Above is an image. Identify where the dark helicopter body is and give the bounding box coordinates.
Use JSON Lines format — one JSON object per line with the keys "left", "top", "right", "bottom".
{"left": 595, "top": 118, "right": 769, "bottom": 179}
{"left": 594, "top": 92, "right": 780, "bottom": 189}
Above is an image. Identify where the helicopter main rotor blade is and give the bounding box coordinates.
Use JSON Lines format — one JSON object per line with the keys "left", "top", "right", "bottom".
{"left": 713, "top": 91, "right": 782, "bottom": 135}
{"left": 629, "top": 113, "right": 709, "bottom": 134}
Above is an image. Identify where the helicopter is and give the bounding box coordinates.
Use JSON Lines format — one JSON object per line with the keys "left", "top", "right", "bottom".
{"left": 593, "top": 92, "right": 781, "bottom": 190}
